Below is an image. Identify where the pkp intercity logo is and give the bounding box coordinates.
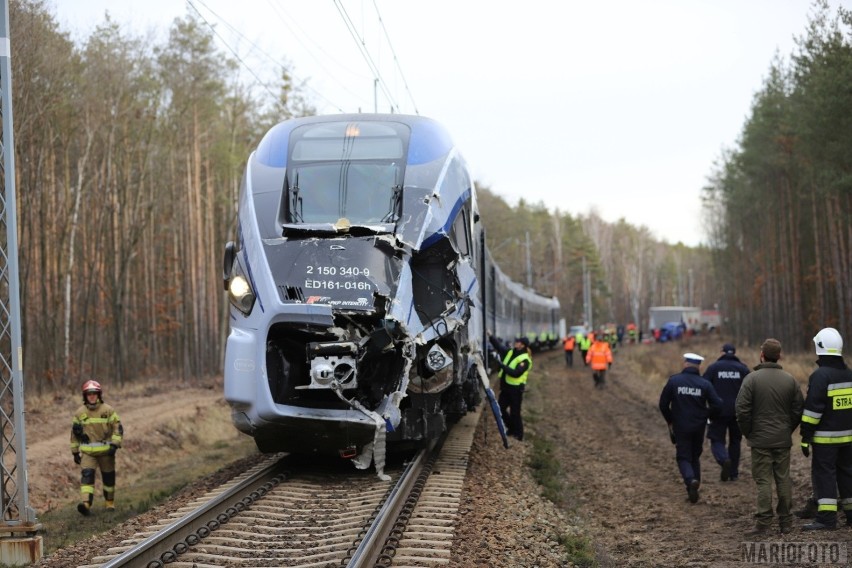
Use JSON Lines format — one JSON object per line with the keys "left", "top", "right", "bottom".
{"left": 741, "top": 541, "right": 846, "bottom": 564}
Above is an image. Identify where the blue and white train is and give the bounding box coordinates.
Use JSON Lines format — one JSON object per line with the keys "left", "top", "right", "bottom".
{"left": 222, "top": 114, "right": 561, "bottom": 476}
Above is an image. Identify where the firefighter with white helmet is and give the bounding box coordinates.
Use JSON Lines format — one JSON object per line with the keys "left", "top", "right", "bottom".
{"left": 800, "top": 327, "right": 852, "bottom": 530}
{"left": 70, "top": 380, "right": 123, "bottom": 515}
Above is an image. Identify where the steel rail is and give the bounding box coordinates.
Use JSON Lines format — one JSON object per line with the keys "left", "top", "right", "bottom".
{"left": 346, "top": 437, "right": 442, "bottom": 568}
{"left": 99, "top": 456, "right": 285, "bottom": 568}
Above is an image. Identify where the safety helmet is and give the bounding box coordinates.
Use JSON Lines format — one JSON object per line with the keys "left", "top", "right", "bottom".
{"left": 813, "top": 327, "right": 843, "bottom": 356}
{"left": 81, "top": 379, "right": 103, "bottom": 404}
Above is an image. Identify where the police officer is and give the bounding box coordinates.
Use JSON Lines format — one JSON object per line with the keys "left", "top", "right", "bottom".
{"left": 704, "top": 343, "right": 750, "bottom": 481}
{"left": 659, "top": 353, "right": 723, "bottom": 503}
{"left": 489, "top": 335, "right": 532, "bottom": 441}
{"left": 71, "top": 380, "right": 123, "bottom": 515}
{"left": 800, "top": 327, "right": 852, "bottom": 530}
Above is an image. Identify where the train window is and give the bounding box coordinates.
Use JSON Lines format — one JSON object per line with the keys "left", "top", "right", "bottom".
{"left": 292, "top": 137, "right": 403, "bottom": 161}
{"left": 285, "top": 121, "right": 409, "bottom": 225}
{"left": 288, "top": 163, "right": 401, "bottom": 224}
{"left": 451, "top": 207, "right": 471, "bottom": 257}
{"left": 291, "top": 122, "right": 405, "bottom": 161}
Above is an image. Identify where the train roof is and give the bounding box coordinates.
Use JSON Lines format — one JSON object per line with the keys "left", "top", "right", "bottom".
{"left": 254, "top": 113, "right": 456, "bottom": 169}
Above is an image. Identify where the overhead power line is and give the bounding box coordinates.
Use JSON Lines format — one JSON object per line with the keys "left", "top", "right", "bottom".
{"left": 333, "top": 0, "right": 400, "bottom": 113}
{"left": 263, "top": 0, "right": 371, "bottom": 109}
{"left": 371, "top": 0, "right": 418, "bottom": 115}
{"left": 186, "top": 0, "right": 278, "bottom": 101}
{"left": 187, "top": 0, "right": 346, "bottom": 113}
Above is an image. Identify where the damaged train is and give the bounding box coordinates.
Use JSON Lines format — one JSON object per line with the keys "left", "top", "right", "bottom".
{"left": 222, "top": 114, "right": 561, "bottom": 477}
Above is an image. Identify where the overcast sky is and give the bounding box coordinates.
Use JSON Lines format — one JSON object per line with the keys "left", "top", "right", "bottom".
{"left": 49, "top": 0, "right": 850, "bottom": 247}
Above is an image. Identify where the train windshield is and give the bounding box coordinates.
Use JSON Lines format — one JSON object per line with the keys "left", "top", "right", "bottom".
{"left": 285, "top": 121, "right": 408, "bottom": 226}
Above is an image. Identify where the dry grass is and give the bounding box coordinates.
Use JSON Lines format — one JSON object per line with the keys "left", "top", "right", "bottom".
{"left": 36, "top": 399, "right": 257, "bottom": 556}
{"left": 621, "top": 335, "right": 819, "bottom": 389}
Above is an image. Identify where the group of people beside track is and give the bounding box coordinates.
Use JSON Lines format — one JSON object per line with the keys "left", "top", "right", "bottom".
{"left": 658, "top": 327, "right": 852, "bottom": 535}
{"left": 563, "top": 328, "right": 615, "bottom": 389}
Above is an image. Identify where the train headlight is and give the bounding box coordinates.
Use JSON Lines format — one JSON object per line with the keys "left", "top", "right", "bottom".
{"left": 228, "top": 261, "right": 256, "bottom": 315}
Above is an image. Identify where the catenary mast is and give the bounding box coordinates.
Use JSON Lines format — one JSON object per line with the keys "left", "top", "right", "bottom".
{"left": 0, "top": 0, "right": 42, "bottom": 562}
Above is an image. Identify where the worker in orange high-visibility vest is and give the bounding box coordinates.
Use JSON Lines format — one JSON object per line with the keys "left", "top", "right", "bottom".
{"left": 585, "top": 332, "right": 613, "bottom": 389}
{"left": 563, "top": 335, "right": 576, "bottom": 367}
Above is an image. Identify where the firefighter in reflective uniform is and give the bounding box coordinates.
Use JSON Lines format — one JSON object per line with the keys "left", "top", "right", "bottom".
{"left": 800, "top": 328, "right": 852, "bottom": 530}
{"left": 70, "top": 380, "right": 123, "bottom": 515}
{"left": 489, "top": 335, "right": 532, "bottom": 441}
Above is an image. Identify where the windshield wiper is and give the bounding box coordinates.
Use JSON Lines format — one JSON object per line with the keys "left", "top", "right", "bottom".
{"left": 289, "top": 172, "right": 303, "bottom": 223}
{"left": 381, "top": 183, "right": 403, "bottom": 223}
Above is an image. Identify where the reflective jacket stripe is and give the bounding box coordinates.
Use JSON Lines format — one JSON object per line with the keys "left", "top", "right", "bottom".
{"left": 814, "top": 429, "right": 852, "bottom": 444}
{"left": 803, "top": 409, "right": 822, "bottom": 422}
{"left": 813, "top": 436, "right": 852, "bottom": 444}
{"left": 76, "top": 417, "right": 110, "bottom": 424}
{"left": 815, "top": 429, "right": 852, "bottom": 437}
{"left": 500, "top": 352, "right": 531, "bottom": 386}
{"left": 79, "top": 442, "right": 112, "bottom": 453}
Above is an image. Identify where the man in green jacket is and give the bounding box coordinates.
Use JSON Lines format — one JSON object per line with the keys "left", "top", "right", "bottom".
{"left": 735, "top": 338, "right": 804, "bottom": 535}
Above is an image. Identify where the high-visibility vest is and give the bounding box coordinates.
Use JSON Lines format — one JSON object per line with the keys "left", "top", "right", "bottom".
{"left": 564, "top": 336, "right": 575, "bottom": 351}
{"left": 500, "top": 351, "right": 532, "bottom": 386}
{"left": 586, "top": 341, "right": 613, "bottom": 371}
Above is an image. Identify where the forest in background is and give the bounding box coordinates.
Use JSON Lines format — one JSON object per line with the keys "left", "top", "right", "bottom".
{"left": 6, "top": 0, "right": 851, "bottom": 391}
{"left": 703, "top": 0, "right": 852, "bottom": 351}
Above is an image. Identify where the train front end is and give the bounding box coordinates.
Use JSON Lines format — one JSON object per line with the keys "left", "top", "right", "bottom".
{"left": 223, "top": 115, "right": 484, "bottom": 476}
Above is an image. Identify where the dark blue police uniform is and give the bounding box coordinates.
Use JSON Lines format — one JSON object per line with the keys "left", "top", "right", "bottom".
{"left": 660, "top": 357, "right": 723, "bottom": 502}
{"left": 704, "top": 347, "right": 749, "bottom": 480}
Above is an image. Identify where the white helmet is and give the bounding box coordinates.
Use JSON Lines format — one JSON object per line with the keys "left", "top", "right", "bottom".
{"left": 814, "top": 327, "right": 843, "bottom": 356}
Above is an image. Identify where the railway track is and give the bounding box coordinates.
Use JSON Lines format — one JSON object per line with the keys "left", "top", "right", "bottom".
{"left": 79, "top": 407, "right": 481, "bottom": 568}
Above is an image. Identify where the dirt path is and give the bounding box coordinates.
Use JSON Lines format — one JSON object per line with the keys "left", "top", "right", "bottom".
{"left": 23, "top": 381, "right": 234, "bottom": 513}
{"left": 531, "top": 345, "right": 824, "bottom": 567}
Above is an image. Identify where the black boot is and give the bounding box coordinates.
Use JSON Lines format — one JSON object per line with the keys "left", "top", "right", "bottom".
{"left": 794, "top": 497, "right": 818, "bottom": 519}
